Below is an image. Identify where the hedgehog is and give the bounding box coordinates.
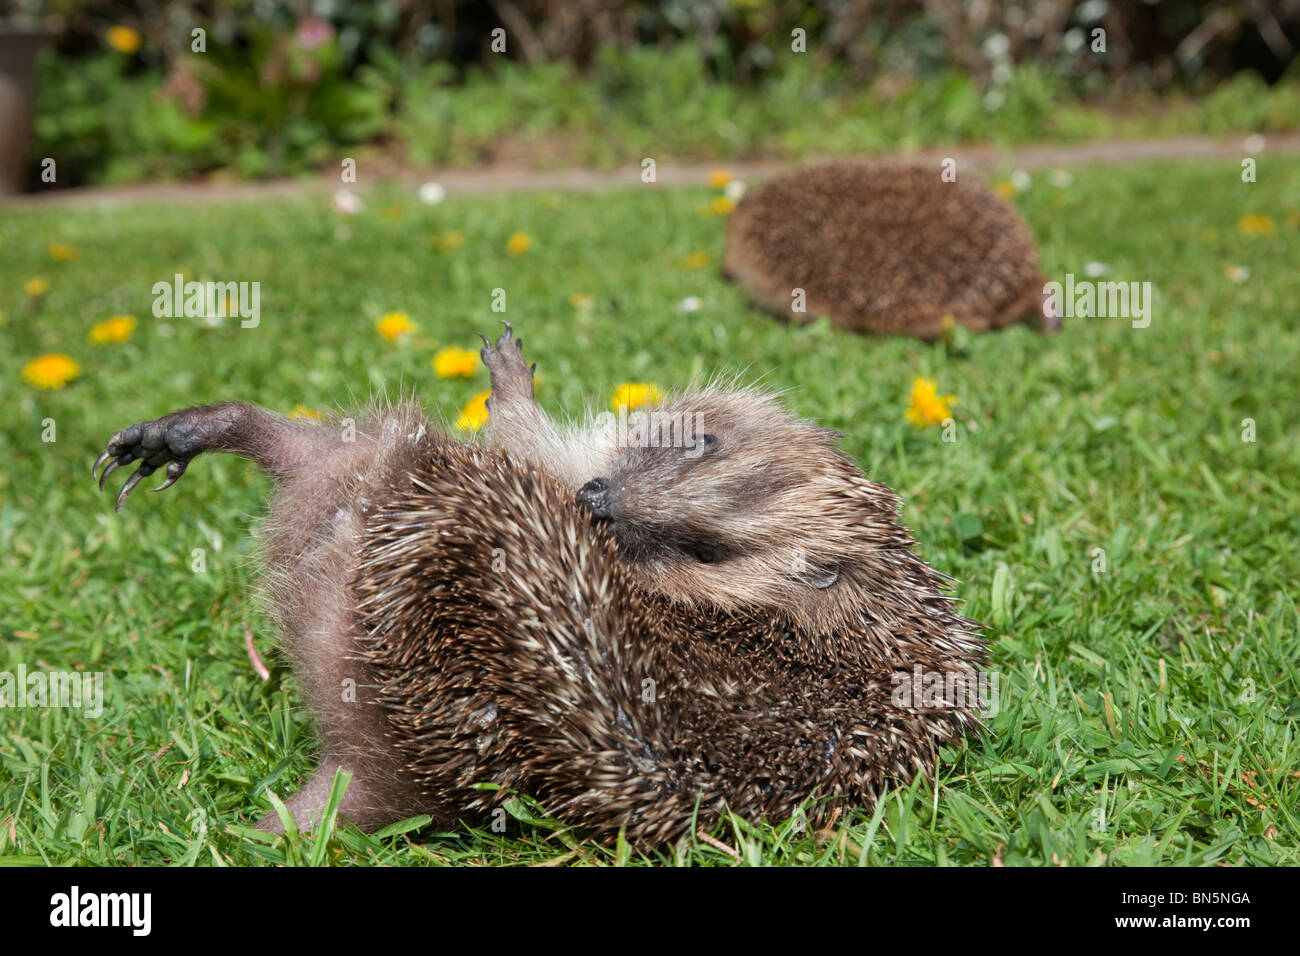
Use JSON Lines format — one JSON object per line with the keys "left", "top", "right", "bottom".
{"left": 722, "top": 161, "right": 1056, "bottom": 340}
{"left": 92, "top": 326, "right": 986, "bottom": 842}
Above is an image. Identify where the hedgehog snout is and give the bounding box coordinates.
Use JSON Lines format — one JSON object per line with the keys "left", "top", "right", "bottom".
{"left": 1039, "top": 288, "right": 1063, "bottom": 333}
{"left": 576, "top": 478, "right": 613, "bottom": 519}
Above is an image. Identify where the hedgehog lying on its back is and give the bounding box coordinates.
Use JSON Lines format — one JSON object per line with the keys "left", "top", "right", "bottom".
{"left": 93, "top": 326, "right": 986, "bottom": 842}
{"left": 723, "top": 162, "right": 1055, "bottom": 339}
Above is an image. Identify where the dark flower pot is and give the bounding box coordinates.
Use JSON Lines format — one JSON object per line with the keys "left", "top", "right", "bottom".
{"left": 0, "top": 25, "right": 47, "bottom": 195}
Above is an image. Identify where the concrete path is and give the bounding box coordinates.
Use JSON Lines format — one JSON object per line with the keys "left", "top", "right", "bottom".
{"left": 5, "top": 132, "right": 1297, "bottom": 209}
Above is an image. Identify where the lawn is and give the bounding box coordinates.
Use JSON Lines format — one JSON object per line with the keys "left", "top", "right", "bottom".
{"left": 1, "top": 157, "right": 1298, "bottom": 865}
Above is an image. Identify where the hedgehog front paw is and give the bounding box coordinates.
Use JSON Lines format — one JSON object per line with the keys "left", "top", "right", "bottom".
{"left": 479, "top": 322, "right": 536, "bottom": 403}
{"left": 93, "top": 410, "right": 204, "bottom": 511}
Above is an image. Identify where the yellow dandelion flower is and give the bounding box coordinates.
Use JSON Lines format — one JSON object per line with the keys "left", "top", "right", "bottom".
{"left": 905, "top": 377, "right": 957, "bottom": 428}
{"left": 25, "top": 277, "right": 50, "bottom": 297}
{"left": 710, "top": 196, "right": 736, "bottom": 216}
{"left": 1238, "top": 214, "right": 1275, "bottom": 236}
{"left": 433, "top": 230, "right": 465, "bottom": 251}
{"left": 289, "top": 405, "right": 323, "bottom": 421}
{"left": 22, "top": 353, "right": 81, "bottom": 389}
{"left": 611, "top": 382, "right": 662, "bottom": 412}
{"left": 506, "top": 231, "right": 532, "bottom": 256}
{"left": 375, "top": 311, "right": 415, "bottom": 341}
{"left": 88, "top": 315, "right": 137, "bottom": 344}
{"left": 107, "top": 25, "right": 141, "bottom": 54}
{"left": 569, "top": 293, "right": 594, "bottom": 308}
{"left": 683, "top": 252, "right": 709, "bottom": 269}
{"left": 456, "top": 390, "right": 492, "bottom": 432}
{"left": 708, "top": 169, "right": 732, "bottom": 189}
{"left": 994, "top": 181, "right": 1017, "bottom": 199}
{"left": 48, "top": 242, "right": 78, "bottom": 261}
{"left": 432, "top": 346, "right": 480, "bottom": 378}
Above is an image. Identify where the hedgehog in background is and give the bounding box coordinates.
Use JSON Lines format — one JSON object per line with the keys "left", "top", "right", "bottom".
{"left": 722, "top": 162, "right": 1056, "bottom": 339}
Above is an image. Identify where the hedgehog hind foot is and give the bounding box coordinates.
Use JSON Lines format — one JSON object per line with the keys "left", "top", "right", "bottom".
{"left": 95, "top": 401, "right": 338, "bottom": 510}
{"left": 93, "top": 406, "right": 222, "bottom": 510}
{"left": 254, "top": 758, "right": 429, "bottom": 835}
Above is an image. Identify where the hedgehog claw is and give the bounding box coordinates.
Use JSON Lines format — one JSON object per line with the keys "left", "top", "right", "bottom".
{"left": 115, "top": 463, "right": 155, "bottom": 511}
{"left": 151, "top": 460, "right": 187, "bottom": 493}
{"left": 98, "top": 454, "right": 131, "bottom": 491}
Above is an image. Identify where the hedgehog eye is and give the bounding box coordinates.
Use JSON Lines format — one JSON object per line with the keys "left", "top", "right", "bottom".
{"left": 684, "top": 433, "right": 716, "bottom": 455}
{"left": 690, "top": 542, "right": 725, "bottom": 564}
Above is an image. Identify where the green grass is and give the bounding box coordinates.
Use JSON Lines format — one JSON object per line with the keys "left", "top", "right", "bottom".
{"left": 1, "top": 157, "right": 1298, "bottom": 866}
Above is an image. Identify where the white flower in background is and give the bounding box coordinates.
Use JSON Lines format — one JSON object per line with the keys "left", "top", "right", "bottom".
{"left": 724, "top": 180, "right": 747, "bottom": 202}
{"left": 1077, "top": 0, "right": 1109, "bottom": 23}
{"left": 984, "top": 90, "right": 1005, "bottom": 111}
{"left": 1226, "top": 265, "right": 1250, "bottom": 283}
{"left": 333, "top": 189, "right": 363, "bottom": 216}
{"left": 991, "top": 61, "right": 1012, "bottom": 85}
{"left": 1049, "top": 168, "right": 1073, "bottom": 188}
{"left": 1243, "top": 134, "right": 1266, "bottom": 154}
{"left": 1063, "top": 28, "right": 1085, "bottom": 54}
{"left": 982, "top": 33, "right": 1010, "bottom": 59}
{"left": 1084, "top": 261, "right": 1109, "bottom": 277}
{"left": 1010, "top": 168, "right": 1032, "bottom": 192}
{"left": 679, "top": 296, "right": 703, "bottom": 313}
{"left": 418, "top": 181, "right": 447, "bottom": 205}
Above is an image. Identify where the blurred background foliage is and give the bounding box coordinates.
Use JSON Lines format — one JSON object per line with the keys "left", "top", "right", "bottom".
{"left": 8, "top": 0, "right": 1300, "bottom": 185}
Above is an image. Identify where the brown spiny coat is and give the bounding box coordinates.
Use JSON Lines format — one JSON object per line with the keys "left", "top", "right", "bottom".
{"left": 723, "top": 162, "right": 1052, "bottom": 339}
